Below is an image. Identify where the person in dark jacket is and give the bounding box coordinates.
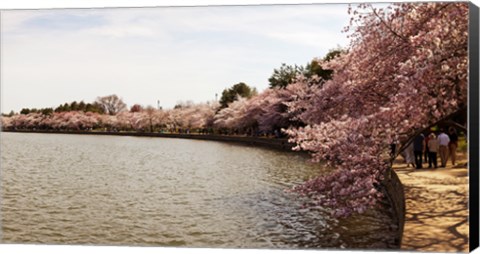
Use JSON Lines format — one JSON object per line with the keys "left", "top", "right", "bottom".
{"left": 424, "top": 133, "right": 430, "bottom": 162}
{"left": 413, "top": 134, "right": 425, "bottom": 169}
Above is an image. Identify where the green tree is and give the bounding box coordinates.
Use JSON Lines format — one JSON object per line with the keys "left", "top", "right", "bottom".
{"left": 54, "top": 104, "right": 64, "bottom": 112}
{"left": 85, "top": 102, "right": 105, "bottom": 114}
{"left": 61, "top": 103, "right": 71, "bottom": 112}
{"left": 70, "top": 101, "right": 78, "bottom": 111}
{"left": 268, "top": 63, "right": 304, "bottom": 89}
{"left": 268, "top": 49, "right": 344, "bottom": 89}
{"left": 219, "top": 82, "right": 256, "bottom": 108}
{"left": 57, "top": 103, "right": 70, "bottom": 112}
{"left": 323, "top": 48, "right": 343, "bottom": 62}
{"left": 41, "top": 108, "right": 54, "bottom": 115}
{"left": 20, "top": 108, "right": 30, "bottom": 115}
{"left": 305, "top": 60, "right": 332, "bottom": 80}
{"left": 1, "top": 110, "right": 15, "bottom": 117}
{"left": 304, "top": 49, "right": 344, "bottom": 80}
{"left": 78, "top": 101, "right": 86, "bottom": 112}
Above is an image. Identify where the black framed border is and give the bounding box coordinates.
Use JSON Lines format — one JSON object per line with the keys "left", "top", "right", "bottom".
{"left": 469, "top": 1, "right": 480, "bottom": 252}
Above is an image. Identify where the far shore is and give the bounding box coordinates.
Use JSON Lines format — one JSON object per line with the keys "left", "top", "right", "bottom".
{"left": 1, "top": 129, "right": 297, "bottom": 151}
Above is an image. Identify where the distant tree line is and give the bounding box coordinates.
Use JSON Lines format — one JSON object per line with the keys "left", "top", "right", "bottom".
{"left": 2, "top": 49, "right": 343, "bottom": 138}
{"left": 53, "top": 101, "right": 105, "bottom": 114}
{"left": 11, "top": 94, "right": 131, "bottom": 116}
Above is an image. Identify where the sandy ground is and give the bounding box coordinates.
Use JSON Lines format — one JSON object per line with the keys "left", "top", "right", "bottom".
{"left": 393, "top": 154, "right": 469, "bottom": 252}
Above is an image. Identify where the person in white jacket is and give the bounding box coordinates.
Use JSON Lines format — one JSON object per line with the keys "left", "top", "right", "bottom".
{"left": 403, "top": 142, "right": 416, "bottom": 168}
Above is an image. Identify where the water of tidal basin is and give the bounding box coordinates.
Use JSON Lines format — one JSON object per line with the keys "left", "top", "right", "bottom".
{"left": 1, "top": 132, "right": 396, "bottom": 249}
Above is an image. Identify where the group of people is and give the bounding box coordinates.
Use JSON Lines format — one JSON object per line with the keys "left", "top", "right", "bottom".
{"left": 403, "top": 127, "right": 459, "bottom": 169}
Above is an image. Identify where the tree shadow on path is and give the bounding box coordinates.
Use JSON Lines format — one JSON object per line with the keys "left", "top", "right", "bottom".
{"left": 394, "top": 165, "right": 469, "bottom": 252}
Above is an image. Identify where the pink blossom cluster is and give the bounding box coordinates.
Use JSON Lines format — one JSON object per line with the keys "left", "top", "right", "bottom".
{"left": 285, "top": 2, "right": 468, "bottom": 216}
{"left": 1, "top": 102, "right": 219, "bottom": 132}
{"left": 213, "top": 81, "right": 316, "bottom": 134}
{"left": 2, "top": 111, "right": 102, "bottom": 131}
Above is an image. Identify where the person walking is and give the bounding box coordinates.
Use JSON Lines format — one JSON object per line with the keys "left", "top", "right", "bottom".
{"left": 424, "top": 133, "right": 430, "bottom": 162}
{"left": 437, "top": 129, "right": 450, "bottom": 167}
{"left": 427, "top": 133, "right": 439, "bottom": 168}
{"left": 413, "top": 134, "right": 425, "bottom": 169}
{"left": 403, "top": 142, "right": 416, "bottom": 168}
{"left": 448, "top": 127, "right": 459, "bottom": 166}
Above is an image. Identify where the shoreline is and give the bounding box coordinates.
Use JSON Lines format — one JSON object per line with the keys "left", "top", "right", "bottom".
{"left": 1, "top": 129, "right": 296, "bottom": 151}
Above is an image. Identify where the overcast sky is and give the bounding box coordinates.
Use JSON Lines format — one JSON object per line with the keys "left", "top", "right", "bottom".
{"left": 1, "top": 3, "right": 352, "bottom": 113}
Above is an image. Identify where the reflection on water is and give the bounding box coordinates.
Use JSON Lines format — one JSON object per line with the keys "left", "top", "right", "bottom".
{"left": 1, "top": 132, "right": 396, "bottom": 248}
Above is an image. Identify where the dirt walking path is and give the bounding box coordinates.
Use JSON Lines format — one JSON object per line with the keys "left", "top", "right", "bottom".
{"left": 393, "top": 155, "right": 469, "bottom": 252}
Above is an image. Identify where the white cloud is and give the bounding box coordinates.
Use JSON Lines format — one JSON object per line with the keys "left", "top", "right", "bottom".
{"left": 85, "top": 25, "right": 157, "bottom": 38}
{"left": 1, "top": 11, "right": 44, "bottom": 33}
{"left": 1, "top": 3, "right": 353, "bottom": 112}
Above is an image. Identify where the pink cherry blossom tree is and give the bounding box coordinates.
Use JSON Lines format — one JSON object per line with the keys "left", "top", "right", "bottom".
{"left": 214, "top": 96, "right": 252, "bottom": 133}
{"left": 183, "top": 101, "right": 219, "bottom": 130}
{"left": 256, "top": 79, "right": 319, "bottom": 132}
{"left": 1, "top": 116, "right": 13, "bottom": 129}
{"left": 285, "top": 2, "right": 468, "bottom": 217}
{"left": 8, "top": 114, "right": 29, "bottom": 129}
{"left": 161, "top": 101, "right": 218, "bottom": 133}
{"left": 98, "top": 114, "right": 118, "bottom": 131}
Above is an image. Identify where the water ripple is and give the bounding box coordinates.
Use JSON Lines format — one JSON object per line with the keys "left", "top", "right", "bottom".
{"left": 1, "top": 132, "right": 396, "bottom": 249}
